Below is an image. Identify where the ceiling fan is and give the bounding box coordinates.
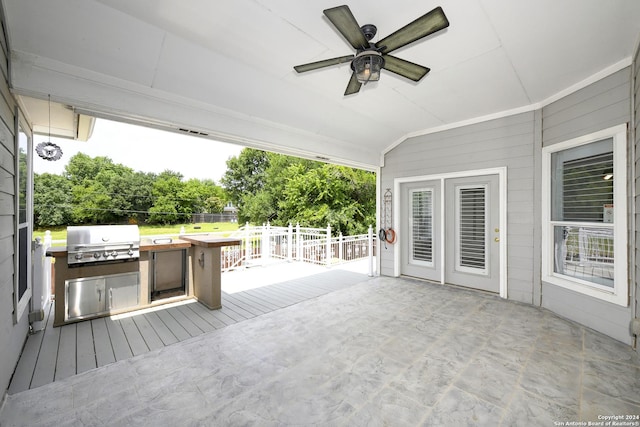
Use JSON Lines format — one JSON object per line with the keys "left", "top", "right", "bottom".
{"left": 294, "top": 5, "right": 449, "bottom": 96}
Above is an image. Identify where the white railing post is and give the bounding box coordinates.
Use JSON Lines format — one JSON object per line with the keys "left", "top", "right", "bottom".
{"left": 287, "top": 223, "right": 293, "bottom": 262}
{"left": 261, "top": 222, "right": 270, "bottom": 263}
{"left": 326, "top": 224, "right": 331, "bottom": 267}
{"left": 32, "top": 231, "right": 53, "bottom": 331}
{"left": 338, "top": 232, "right": 343, "bottom": 264}
{"left": 244, "top": 222, "right": 251, "bottom": 267}
{"left": 296, "top": 222, "right": 302, "bottom": 262}
{"left": 368, "top": 225, "right": 374, "bottom": 277}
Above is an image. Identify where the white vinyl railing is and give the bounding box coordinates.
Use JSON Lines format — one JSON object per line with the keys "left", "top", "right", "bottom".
{"left": 220, "top": 223, "right": 376, "bottom": 275}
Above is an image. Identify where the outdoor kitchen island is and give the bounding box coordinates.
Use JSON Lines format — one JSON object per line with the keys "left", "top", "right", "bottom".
{"left": 48, "top": 236, "right": 240, "bottom": 327}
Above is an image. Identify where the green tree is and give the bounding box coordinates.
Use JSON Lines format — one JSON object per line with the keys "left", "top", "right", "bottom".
{"left": 221, "top": 148, "right": 375, "bottom": 233}
{"left": 220, "top": 148, "right": 270, "bottom": 223}
{"left": 33, "top": 173, "right": 73, "bottom": 227}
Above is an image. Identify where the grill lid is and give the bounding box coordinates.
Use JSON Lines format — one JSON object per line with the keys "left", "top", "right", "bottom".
{"left": 67, "top": 225, "right": 140, "bottom": 265}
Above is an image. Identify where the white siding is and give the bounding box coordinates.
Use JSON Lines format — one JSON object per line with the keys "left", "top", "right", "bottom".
{"left": 541, "top": 67, "right": 633, "bottom": 344}
{"left": 634, "top": 43, "right": 640, "bottom": 352}
{"left": 381, "top": 112, "right": 536, "bottom": 304}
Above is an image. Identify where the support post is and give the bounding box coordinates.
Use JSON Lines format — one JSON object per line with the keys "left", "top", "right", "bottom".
{"left": 296, "top": 222, "right": 302, "bottom": 262}
{"left": 244, "top": 222, "right": 251, "bottom": 267}
{"left": 287, "top": 223, "right": 293, "bottom": 262}
{"left": 368, "top": 225, "right": 374, "bottom": 277}
{"left": 338, "top": 232, "right": 343, "bottom": 264}
{"left": 326, "top": 224, "right": 331, "bottom": 268}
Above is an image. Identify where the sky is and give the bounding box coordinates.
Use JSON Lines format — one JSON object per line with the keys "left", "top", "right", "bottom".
{"left": 33, "top": 119, "right": 245, "bottom": 183}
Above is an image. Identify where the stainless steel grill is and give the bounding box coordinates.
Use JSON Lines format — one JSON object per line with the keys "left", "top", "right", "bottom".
{"left": 67, "top": 225, "right": 140, "bottom": 267}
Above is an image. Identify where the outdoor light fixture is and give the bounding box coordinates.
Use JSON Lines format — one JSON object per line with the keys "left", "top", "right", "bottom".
{"left": 352, "top": 51, "right": 385, "bottom": 84}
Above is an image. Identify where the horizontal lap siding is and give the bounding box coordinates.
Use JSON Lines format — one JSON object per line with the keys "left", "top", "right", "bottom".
{"left": 381, "top": 112, "right": 536, "bottom": 303}
{"left": 0, "top": 7, "right": 25, "bottom": 395}
{"left": 635, "top": 44, "right": 640, "bottom": 346}
{"left": 541, "top": 67, "right": 633, "bottom": 344}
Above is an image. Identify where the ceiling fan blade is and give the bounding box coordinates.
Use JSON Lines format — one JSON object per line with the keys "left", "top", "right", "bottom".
{"left": 294, "top": 55, "right": 354, "bottom": 73}
{"left": 324, "top": 5, "right": 369, "bottom": 50}
{"left": 375, "top": 6, "right": 449, "bottom": 54}
{"left": 382, "top": 55, "right": 430, "bottom": 82}
{"left": 344, "top": 72, "right": 362, "bottom": 96}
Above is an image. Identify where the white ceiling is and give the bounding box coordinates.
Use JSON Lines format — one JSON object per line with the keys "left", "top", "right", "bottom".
{"left": 4, "top": 0, "right": 640, "bottom": 169}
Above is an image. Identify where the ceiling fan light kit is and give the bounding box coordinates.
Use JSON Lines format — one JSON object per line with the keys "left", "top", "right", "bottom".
{"left": 294, "top": 5, "right": 449, "bottom": 96}
{"left": 352, "top": 51, "right": 384, "bottom": 83}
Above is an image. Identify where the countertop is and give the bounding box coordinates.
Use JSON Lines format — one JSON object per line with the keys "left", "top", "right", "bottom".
{"left": 181, "top": 236, "right": 241, "bottom": 248}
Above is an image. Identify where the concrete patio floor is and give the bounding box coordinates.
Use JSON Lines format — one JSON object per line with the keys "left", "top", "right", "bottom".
{"left": 1, "top": 275, "right": 639, "bottom": 426}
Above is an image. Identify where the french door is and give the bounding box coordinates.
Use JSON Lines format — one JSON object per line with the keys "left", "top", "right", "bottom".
{"left": 400, "top": 173, "right": 501, "bottom": 294}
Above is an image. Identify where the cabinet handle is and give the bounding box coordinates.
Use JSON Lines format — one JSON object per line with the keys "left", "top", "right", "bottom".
{"left": 97, "top": 289, "right": 102, "bottom": 302}
{"left": 109, "top": 288, "right": 113, "bottom": 309}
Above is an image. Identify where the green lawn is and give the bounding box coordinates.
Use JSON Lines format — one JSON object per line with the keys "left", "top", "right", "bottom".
{"left": 34, "top": 222, "right": 240, "bottom": 245}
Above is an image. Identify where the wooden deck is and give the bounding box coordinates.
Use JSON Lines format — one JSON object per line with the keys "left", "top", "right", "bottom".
{"left": 8, "top": 267, "right": 370, "bottom": 394}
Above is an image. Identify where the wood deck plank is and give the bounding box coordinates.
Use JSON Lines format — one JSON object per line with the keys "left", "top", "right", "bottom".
{"left": 144, "top": 312, "right": 178, "bottom": 346}
{"left": 247, "top": 286, "right": 299, "bottom": 306}
{"left": 105, "top": 319, "right": 133, "bottom": 361}
{"left": 175, "top": 304, "right": 216, "bottom": 334}
{"left": 91, "top": 317, "right": 116, "bottom": 367}
{"left": 30, "top": 311, "right": 61, "bottom": 389}
{"left": 156, "top": 309, "right": 191, "bottom": 341}
{"left": 240, "top": 288, "right": 289, "bottom": 308}
{"left": 218, "top": 305, "right": 250, "bottom": 322}
{"left": 220, "top": 297, "right": 259, "bottom": 318}
{"left": 119, "top": 317, "right": 149, "bottom": 356}
{"left": 207, "top": 308, "right": 239, "bottom": 326}
{"left": 132, "top": 315, "right": 165, "bottom": 351}
{"left": 234, "top": 291, "right": 281, "bottom": 311}
{"left": 7, "top": 305, "right": 51, "bottom": 394}
{"left": 75, "top": 321, "right": 96, "bottom": 374}
{"left": 185, "top": 302, "right": 227, "bottom": 329}
{"left": 55, "top": 324, "right": 77, "bottom": 381}
{"left": 165, "top": 307, "right": 204, "bottom": 337}
{"left": 223, "top": 293, "right": 268, "bottom": 315}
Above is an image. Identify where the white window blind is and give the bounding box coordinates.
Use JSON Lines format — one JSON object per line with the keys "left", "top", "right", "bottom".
{"left": 560, "top": 152, "right": 613, "bottom": 222}
{"left": 411, "top": 190, "right": 433, "bottom": 263}
{"left": 458, "top": 187, "right": 486, "bottom": 270}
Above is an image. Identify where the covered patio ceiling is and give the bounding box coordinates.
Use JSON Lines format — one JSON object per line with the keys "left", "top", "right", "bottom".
{"left": 4, "top": 0, "right": 640, "bottom": 170}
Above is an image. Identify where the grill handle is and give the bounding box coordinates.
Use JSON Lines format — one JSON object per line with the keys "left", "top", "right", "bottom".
{"left": 72, "top": 241, "right": 137, "bottom": 250}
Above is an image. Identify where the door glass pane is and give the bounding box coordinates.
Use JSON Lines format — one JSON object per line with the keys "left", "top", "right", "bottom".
{"left": 410, "top": 189, "right": 433, "bottom": 263}
{"left": 458, "top": 187, "right": 486, "bottom": 270}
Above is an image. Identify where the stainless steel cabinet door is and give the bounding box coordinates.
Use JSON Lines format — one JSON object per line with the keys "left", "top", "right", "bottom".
{"left": 66, "top": 277, "right": 106, "bottom": 320}
{"left": 106, "top": 272, "right": 139, "bottom": 311}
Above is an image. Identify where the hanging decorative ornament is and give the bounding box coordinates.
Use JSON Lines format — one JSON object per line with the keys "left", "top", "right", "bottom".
{"left": 35, "top": 141, "right": 63, "bottom": 161}
{"left": 35, "top": 94, "right": 63, "bottom": 161}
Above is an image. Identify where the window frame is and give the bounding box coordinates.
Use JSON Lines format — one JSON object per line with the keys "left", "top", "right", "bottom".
{"left": 541, "top": 124, "right": 628, "bottom": 306}
{"left": 13, "top": 108, "right": 33, "bottom": 323}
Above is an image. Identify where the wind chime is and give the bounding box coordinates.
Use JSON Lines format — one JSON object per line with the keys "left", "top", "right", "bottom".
{"left": 35, "top": 94, "right": 63, "bottom": 161}
{"left": 379, "top": 188, "right": 396, "bottom": 248}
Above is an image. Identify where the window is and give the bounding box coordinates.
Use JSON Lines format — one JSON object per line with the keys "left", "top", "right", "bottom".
{"left": 14, "top": 111, "right": 32, "bottom": 322}
{"left": 542, "top": 124, "right": 628, "bottom": 306}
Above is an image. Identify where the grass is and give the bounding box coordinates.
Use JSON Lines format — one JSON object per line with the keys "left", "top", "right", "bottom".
{"left": 34, "top": 222, "right": 240, "bottom": 245}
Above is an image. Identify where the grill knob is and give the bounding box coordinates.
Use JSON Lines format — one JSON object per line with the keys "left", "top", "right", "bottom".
{"left": 111, "top": 250, "right": 118, "bottom": 257}
{"left": 103, "top": 252, "right": 109, "bottom": 258}
{"left": 75, "top": 253, "right": 83, "bottom": 260}
{"left": 93, "top": 253, "right": 101, "bottom": 259}
{"left": 128, "top": 249, "right": 134, "bottom": 256}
